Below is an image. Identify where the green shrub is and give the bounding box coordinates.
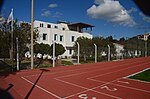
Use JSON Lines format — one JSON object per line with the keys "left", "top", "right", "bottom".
{"left": 61, "top": 61, "right": 73, "bottom": 66}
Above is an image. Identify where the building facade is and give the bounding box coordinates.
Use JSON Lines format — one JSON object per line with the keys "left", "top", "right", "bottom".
{"left": 34, "top": 20, "right": 94, "bottom": 58}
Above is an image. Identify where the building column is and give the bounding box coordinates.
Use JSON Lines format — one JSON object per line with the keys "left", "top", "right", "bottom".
{"left": 90, "top": 27, "right": 92, "bottom": 34}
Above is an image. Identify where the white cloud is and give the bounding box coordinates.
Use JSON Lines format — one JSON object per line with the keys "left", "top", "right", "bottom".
{"left": 41, "top": 10, "right": 51, "bottom": 17}
{"left": 94, "top": 0, "right": 106, "bottom": 4}
{"left": 53, "top": 12, "right": 63, "bottom": 18}
{"left": 87, "top": 0, "right": 136, "bottom": 26}
{"left": 41, "top": 9, "right": 62, "bottom": 18}
{"left": 48, "top": 4, "right": 58, "bottom": 8}
{"left": 139, "top": 12, "right": 150, "bottom": 22}
{"left": 128, "top": 7, "right": 137, "bottom": 14}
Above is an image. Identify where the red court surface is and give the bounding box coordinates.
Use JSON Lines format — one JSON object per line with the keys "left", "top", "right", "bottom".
{"left": 0, "top": 57, "right": 150, "bottom": 99}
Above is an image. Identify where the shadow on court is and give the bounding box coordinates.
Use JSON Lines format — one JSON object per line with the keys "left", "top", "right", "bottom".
{"left": 0, "top": 84, "right": 14, "bottom": 99}
{"left": 25, "top": 69, "right": 50, "bottom": 99}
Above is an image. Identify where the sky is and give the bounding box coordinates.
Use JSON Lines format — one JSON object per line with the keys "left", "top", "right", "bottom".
{"left": 1, "top": 0, "right": 150, "bottom": 39}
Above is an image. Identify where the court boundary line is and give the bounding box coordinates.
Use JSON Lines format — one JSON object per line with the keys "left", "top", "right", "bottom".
{"left": 88, "top": 62, "right": 150, "bottom": 79}
{"left": 55, "top": 78, "right": 122, "bottom": 99}
{"left": 21, "top": 77, "right": 62, "bottom": 99}
{"left": 20, "top": 58, "right": 150, "bottom": 99}
{"left": 23, "top": 59, "right": 145, "bottom": 78}
{"left": 123, "top": 77, "right": 150, "bottom": 84}
{"left": 126, "top": 68, "right": 150, "bottom": 78}
{"left": 124, "top": 68, "right": 150, "bottom": 83}
{"left": 55, "top": 60, "right": 150, "bottom": 80}
{"left": 55, "top": 61, "right": 150, "bottom": 98}
{"left": 88, "top": 78, "right": 150, "bottom": 93}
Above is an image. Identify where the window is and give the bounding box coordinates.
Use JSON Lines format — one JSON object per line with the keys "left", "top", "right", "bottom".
{"left": 54, "top": 34, "right": 58, "bottom": 41}
{"left": 40, "top": 23, "right": 44, "bottom": 27}
{"left": 43, "top": 33, "right": 47, "bottom": 40}
{"left": 47, "top": 24, "right": 51, "bottom": 28}
{"left": 69, "top": 49, "right": 72, "bottom": 54}
{"left": 62, "top": 28, "right": 65, "bottom": 30}
{"left": 72, "top": 36, "right": 75, "bottom": 42}
{"left": 60, "top": 35, "right": 63, "bottom": 42}
{"left": 54, "top": 26, "right": 58, "bottom": 29}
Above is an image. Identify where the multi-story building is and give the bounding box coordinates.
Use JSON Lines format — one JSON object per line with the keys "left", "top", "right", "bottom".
{"left": 34, "top": 20, "right": 94, "bottom": 58}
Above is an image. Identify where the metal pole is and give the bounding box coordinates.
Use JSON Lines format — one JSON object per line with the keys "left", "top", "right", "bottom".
{"left": 31, "top": 0, "right": 34, "bottom": 69}
{"left": 77, "top": 42, "right": 80, "bottom": 64}
{"left": 11, "top": 8, "right": 13, "bottom": 61}
{"left": 145, "top": 40, "right": 147, "bottom": 57}
{"left": 94, "top": 44, "right": 97, "bottom": 63}
{"left": 107, "top": 45, "right": 110, "bottom": 61}
{"left": 53, "top": 41, "right": 55, "bottom": 67}
{"left": 16, "top": 38, "right": 19, "bottom": 71}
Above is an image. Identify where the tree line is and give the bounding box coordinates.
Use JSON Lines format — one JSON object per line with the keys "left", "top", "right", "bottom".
{"left": 0, "top": 20, "right": 149, "bottom": 62}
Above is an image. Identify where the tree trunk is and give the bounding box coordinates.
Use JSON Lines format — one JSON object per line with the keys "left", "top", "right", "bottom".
{"left": 84, "top": 54, "right": 86, "bottom": 61}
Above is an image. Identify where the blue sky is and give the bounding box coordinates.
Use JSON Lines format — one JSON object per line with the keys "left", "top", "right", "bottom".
{"left": 1, "top": 0, "right": 150, "bottom": 39}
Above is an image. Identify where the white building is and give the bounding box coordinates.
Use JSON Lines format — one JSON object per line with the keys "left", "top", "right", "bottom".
{"left": 34, "top": 20, "right": 94, "bottom": 58}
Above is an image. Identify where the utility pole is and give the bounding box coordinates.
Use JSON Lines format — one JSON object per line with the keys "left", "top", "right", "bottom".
{"left": 31, "top": 0, "right": 34, "bottom": 69}
{"left": 94, "top": 44, "right": 97, "bottom": 63}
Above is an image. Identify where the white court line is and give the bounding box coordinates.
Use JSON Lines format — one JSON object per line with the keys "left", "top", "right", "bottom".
{"left": 57, "top": 61, "right": 150, "bottom": 98}
{"left": 123, "top": 78, "right": 150, "bottom": 84}
{"left": 117, "top": 80, "right": 129, "bottom": 84}
{"left": 21, "top": 77, "right": 62, "bottom": 99}
{"left": 21, "top": 58, "right": 149, "bottom": 99}
{"left": 23, "top": 58, "right": 144, "bottom": 78}
{"left": 126, "top": 68, "right": 150, "bottom": 78}
{"left": 88, "top": 62, "right": 150, "bottom": 79}
{"left": 55, "top": 60, "right": 149, "bottom": 79}
{"left": 55, "top": 78, "right": 122, "bottom": 99}
{"left": 123, "top": 68, "right": 150, "bottom": 84}
{"left": 88, "top": 78, "right": 150, "bottom": 93}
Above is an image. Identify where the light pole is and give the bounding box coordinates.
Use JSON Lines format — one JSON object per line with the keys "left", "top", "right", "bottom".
{"left": 107, "top": 45, "right": 110, "bottom": 61}
{"left": 77, "top": 42, "right": 80, "bottom": 64}
{"left": 94, "top": 44, "right": 97, "bottom": 63}
{"left": 31, "top": 0, "right": 34, "bottom": 69}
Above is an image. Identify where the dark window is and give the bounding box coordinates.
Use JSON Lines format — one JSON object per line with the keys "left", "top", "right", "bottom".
{"left": 60, "top": 35, "right": 63, "bottom": 41}
{"left": 54, "top": 26, "right": 58, "bottom": 29}
{"left": 40, "top": 23, "right": 44, "bottom": 27}
{"left": 72, "top": 36, "right": 75, "bottom": 42}
{"left": 43, "top": 33, "right": 47, "bottom": 40}
{"left": 54, "top": 34, "right": 57, "bottom": 41}
{"left": 62, "top": 28, "right": 65, "bottom": 30}
{"left": 47, "top": 24, "right": 51, "bottom": 28}
{"left": 69, "top": 49, "right": 72, "bottom": 54}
